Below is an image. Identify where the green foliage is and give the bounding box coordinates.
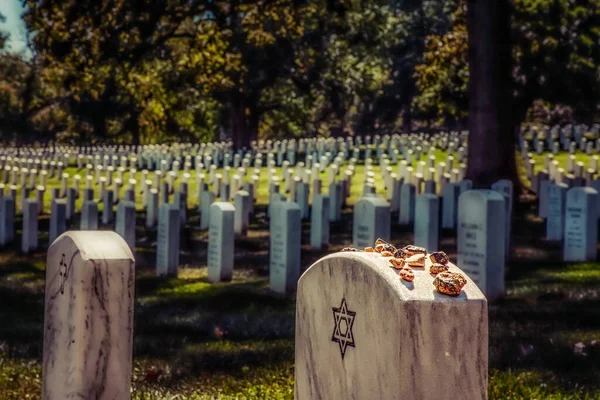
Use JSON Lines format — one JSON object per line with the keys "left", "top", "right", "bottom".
{"left": 0, "top": 1, "right": 596, "bottom": 143}
{"left": 413, "top": 0, "right": 600, "bottom": 125}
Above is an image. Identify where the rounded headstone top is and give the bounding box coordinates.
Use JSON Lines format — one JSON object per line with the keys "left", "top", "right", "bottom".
{"left": 50, "top": 231, "right": 134, "bottom": 261}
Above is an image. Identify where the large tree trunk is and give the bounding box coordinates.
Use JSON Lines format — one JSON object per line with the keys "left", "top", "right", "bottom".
{"left": 466, "top": 0, "right": 520, "bottom": 190}
{"left": 229, "top": 98, "right": 255, "bottom": 150}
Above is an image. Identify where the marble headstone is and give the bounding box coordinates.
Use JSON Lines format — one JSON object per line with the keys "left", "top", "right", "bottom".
{"left": 295, "top": 251, "right": 487, "bottom": 400}
{"left": 42, "top": 231, "right": 135, "bottom": 400}
{"left": 413, "top": 194, "right": 440, "bottom": 251}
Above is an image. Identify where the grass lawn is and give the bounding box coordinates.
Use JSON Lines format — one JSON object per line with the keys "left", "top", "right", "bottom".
{"left": 1, "top": 151, "right": 600, "bottom": 398}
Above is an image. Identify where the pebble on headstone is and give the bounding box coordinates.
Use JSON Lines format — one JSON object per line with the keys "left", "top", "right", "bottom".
{"left": 42, "top": 231, "right": 135, "bottom": 400}
{"left": 563, "top": 187, "right": 599, "bottom": 262}
{"left": 457, "top": 190, "right": 506, "bottom": 300}
{"left": 208, "top": 202, "right": 235, "bottom": 282}
{"left": 270, "top": 201, "right": 302, "bottom": 294}
{"left": 295, "top": 251, "right": 487, "bottom": 399}
{"left": 353, "top": 196, "right": 390, "bottom": 249}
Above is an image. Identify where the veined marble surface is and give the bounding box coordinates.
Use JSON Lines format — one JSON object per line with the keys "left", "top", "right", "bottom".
{"left": 295, "top": 251, "right": 488, "bottom": 400}
{"left": 42, "top": 231, "right": 135, "bottom": 400}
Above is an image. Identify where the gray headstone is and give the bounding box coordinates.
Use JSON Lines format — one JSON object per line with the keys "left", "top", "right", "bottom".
{"left": 441, "top": 183, "right": 460, "bottom": 229}
{"left": 156, "top": 203, "right": 180, "bottom": 276}
{"left": 233, "top": 190, "right": 251, "bottom": 236}
{"left": 49, "top": 200, "right": 67, "bottom": 244}
{"left": 413, "top": 194, "right": 440, "bottom": 251}
{"left": 22, "top": 199, "right": 38, "bottom": 253}
{"left": 490, "top": 179, "right": 514, "bottom": 257}
{"left": 42, "top": 231, "right": 135, "bottom": 399}
{"left": 80, "top": 200, "right": 99, "bottom": 230}
{"left": 328, "top": 182, "right": 342, "bottom": 222}
{"left": 546, "top": 182, "right": 568, "bottom": 241}
{"left": 146, "top": 188, "right": 158, "bottom": 228}
{"left": 563, "top": 187, "right": 598, "bottom": 262}
{"left": 295, "top": 252, "right": 488, "bottom": 399}
{"left": 399, "top": 183, "right": 416, "bottom": 225}
{"left": 310, "top": 194, "right": 330, "bottom": 250}
{"left": 200, "top": 190, "right": 216, "bottom": 230}
{"left": 270, "top": 201, "right": 302, "bottom": 294}
{"left": 102, "top": 190, "right": 115, "bottom": 224}
{"left": 353, "top": 196, "right": 390, "bottom": 249}
{"left": 457, "top": 190, "right": 506, "bottom": 300}
{"left": 208, "top": 202, "right": 235, "bottom": 282}
{"left": 538, "top": 179, "right": 551, "bottom": 218}
{"left": 116, "top": 201, "right": 136, "bottom": 251}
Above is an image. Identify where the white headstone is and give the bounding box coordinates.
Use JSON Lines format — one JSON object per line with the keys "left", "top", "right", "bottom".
{"left": 563, "top": 187, "right": 599, "bottom": 262}
{"left": 208, "top": 202, "right": 235, "bottom": 282}
{"left": 441, "top": 183, "right": 460, "bottom": 229}
{"left": 399, "top": 183, "right": 416, "bottom": 225}
{"left": 310, "top": 194, "right": 330, "bottom": 250}
{"left": 413, "top": 194, "right": 440, "bottom": 251}
{"left": 156, "top": 204, "right": 180, "bottom": 276}
{"left": 270, "top": 201, "right": 302, "bottom": 294}
{"left": 80, "top": 200, "right": 99, "bottom": 230}
{"left": 116, "top": 201, "right": 136, "bottom": 251}
{"left": 49, "top": 200, "right": 67, "bottom": 244}
{"left": 352, "top": 196, "right": 390, "bottom": 249}
{"left": 457, "top": 190, "right": 506, "bottom": 300}
{"left": 295, "top": 252, "right": 487, "bottom": 399}
{"left": 546, "top": 182, "right": 568, "bottom": 241}
{"left": 490, "top": 179, "right": 513, "bottom": 257}
{"left": 233, "top": 191, "right": 251, "bottom": 236}
{"left": 42, "top": 231, "right": 135, "bottom": 400}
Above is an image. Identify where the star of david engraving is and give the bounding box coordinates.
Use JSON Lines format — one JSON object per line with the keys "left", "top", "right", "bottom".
{"left": 331, "top": 298, "right": 356, "bottom": 360}
{"left": 58, "top": 253, "right": 68, "bottom": 294}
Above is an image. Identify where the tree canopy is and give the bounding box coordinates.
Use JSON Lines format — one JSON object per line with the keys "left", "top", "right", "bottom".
{"left": 0, "top": 0, "right": 595, "bottom": 145}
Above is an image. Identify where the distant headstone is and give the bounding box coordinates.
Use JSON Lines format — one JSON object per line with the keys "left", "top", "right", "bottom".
{"left": 0, "top": 196, "right": 15, "bottom": 245}
{"left": 200, "top": 190, "right": 216, "bottom": 230}
{"left": 441, "top": 183, "right": 460, "bottom": 229}
{"left": 295, "top": 252, "right": 487, "bottom": 399}
{"left": 49, "top": 200, "right": 67, "bottom": 244}
{"left": 270, "top": 201, "right": 302, "bottom": 294}
{"left": 538, "top": 179, "right": 551, "bottom": 218}
{"left": 146, "top": 188, "right": 159, "bottom": 228}
{"left": 563, "top": 187, "right": 598, "bottom": 262}
{"left": 413, "top": 194, "right": 440, "bottom": 251}
{"left": 310, "top": 194, "right": 330, "bottom": 250}
{"left": 42, "top": 231, "right": 134, "bottom": 400}
{"left": 546, "top": 182, "right": 568, "bottom": 241}
{"left": 457, "top": 190, "right": 506, "bottom": 300}
{"left": 156, "top": 204, "right": 180, "bottom": 276}
{"left": 233, "top": 190, "right": 251, "bottom": 236}
{"left": 116, "top": 201, "right": 136, "bottom": 251}
{"left": 22, "top": 199, "right": 38, "bottom": 253}
{"left": 353, "top": 196, "right": 390, "bottom": 249}
{"left": 208, "top": 202, "right": 235, "bottom": 282}
{"left": 328, "top": 182, "right": 342, "bottom": 222}
{"left": 398, "top": 183, "right": 416, "bottom": 225}
{"left": 490, "top": 179, "right": 514, "bottom": 257}
{"left": 80, "top": 200, "right": 99, "bottom": 230}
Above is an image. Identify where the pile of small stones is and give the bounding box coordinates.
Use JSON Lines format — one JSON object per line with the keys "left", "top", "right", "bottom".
{"left": 340, "top": 239, "right": 467, "bottom": 296}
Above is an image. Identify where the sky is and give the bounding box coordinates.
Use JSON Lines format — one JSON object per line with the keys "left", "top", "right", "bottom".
{"left": 0, "top": 0, "right": 32, "bottom": 58}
